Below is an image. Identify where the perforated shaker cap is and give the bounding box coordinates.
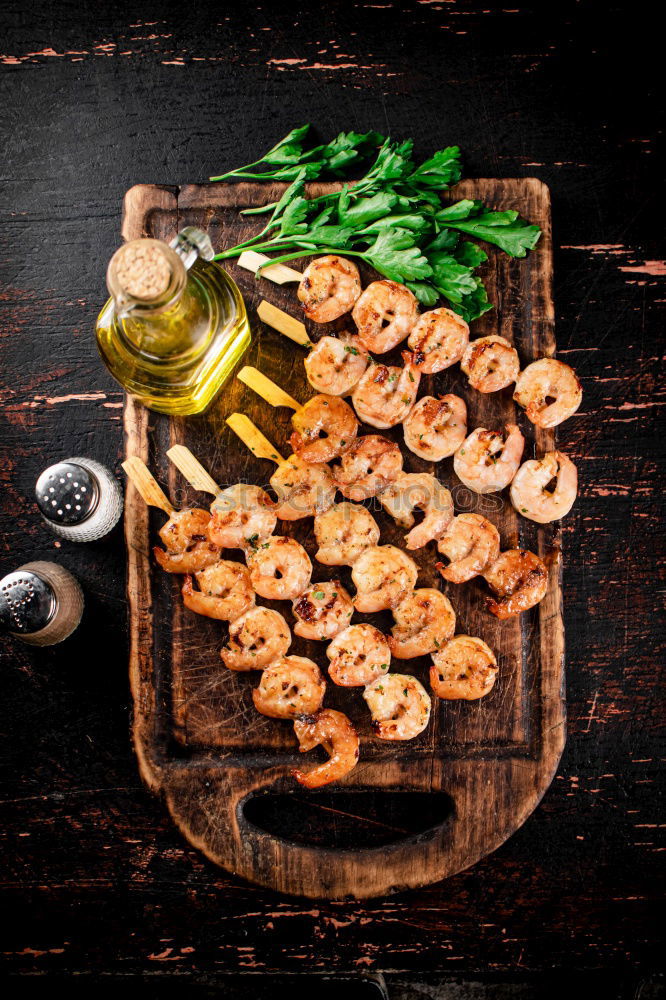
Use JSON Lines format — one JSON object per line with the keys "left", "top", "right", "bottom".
{"left": 35, "top": 461, "right": 99, "bottom": 526}
{"left": 0, "top": 569, "right": 55, "bottom": 633}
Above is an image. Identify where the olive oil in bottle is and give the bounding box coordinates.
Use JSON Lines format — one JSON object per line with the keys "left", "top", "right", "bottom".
{"left": 96, "top": 228, "right": 250, "bottom": 415}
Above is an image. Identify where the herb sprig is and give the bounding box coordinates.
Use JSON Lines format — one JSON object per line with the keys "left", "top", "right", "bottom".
{"left": 211, "top": 125, "right": 541, "bottom": 322}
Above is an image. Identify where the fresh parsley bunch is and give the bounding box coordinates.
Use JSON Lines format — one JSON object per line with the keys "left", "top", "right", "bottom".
{"left": 211, "top": 124, "right": 541, "bottom": 322}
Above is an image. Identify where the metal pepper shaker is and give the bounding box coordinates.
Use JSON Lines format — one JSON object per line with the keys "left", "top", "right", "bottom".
{"left": 0, "top": 561, "right": 84, "bottom": 646}
{"left": 35, "top": 456, "right": 123, "bottom": 541}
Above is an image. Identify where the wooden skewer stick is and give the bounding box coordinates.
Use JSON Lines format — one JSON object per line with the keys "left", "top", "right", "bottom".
{"left": 237, "top": 366, "right": 302, "bottom": 412}
{"left": 226, "top": 413, "right": 285, "bottom": 466}
{"left": 237, "top": 250, "right": 302, "bottom": 285}
{"left": 122, "top": 457, "right": 174, "bottom": 515}
{"left": 257, "top": 299, "right": 313, "bottom": 349}
{"left": 166, "top": 445, "right": 219, "bottom": 497}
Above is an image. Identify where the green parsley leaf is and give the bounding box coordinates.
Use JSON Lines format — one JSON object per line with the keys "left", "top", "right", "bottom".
{"left": 454, "top": 241, "right": 488, "bottom": 268}
{"left": 443, "top": 209, "right": 542, "bottom": 258}
{"left": 406, "top": 281, "right": 440, "bottom": 306}
{"left": 364, "top": 228, "right": 432, "bottom": 282}
{"left": 338, "top": 191, "right": 398, "bottom": 227}
{"left": 407, "top": 145, "right": 462, "bottom": 189}
{"left": 356, "top": 212, "right": 431, "bottom": 236}
{"left": 436, "top": 199, "right": 482, "bottom": 222}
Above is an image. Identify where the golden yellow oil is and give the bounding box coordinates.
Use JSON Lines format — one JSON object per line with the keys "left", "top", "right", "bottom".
{"left": 96, "top": 258, "right": 250, "bottom": 415}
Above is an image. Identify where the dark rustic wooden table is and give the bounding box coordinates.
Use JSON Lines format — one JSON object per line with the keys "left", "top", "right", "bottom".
{"left": 1, "top": 2, "right": 663, "bottom": 995}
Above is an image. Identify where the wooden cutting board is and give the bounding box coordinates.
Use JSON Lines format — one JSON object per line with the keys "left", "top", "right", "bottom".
{"left": 122, "top": 178, "right": 565, "bottom": 899}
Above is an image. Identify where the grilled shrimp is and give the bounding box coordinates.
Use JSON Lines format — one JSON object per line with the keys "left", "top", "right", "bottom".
{"left": 510, "top": 450, "right": 578, "bottom": 523}
{"left": 220, "top": 606, "right": 291, "bottom": 671}
{"left": 181, "top": 560, "right": 255, "bottom": 621}
{"left": 363, "top": 673, "right": 431, "bottom": 741}
{"left": 304, "top": 333, "right": 369, "bottom": 396}
{"left": 326, "top": 623, "right": 391, "bottom": 686}
{"left": 351, "top": 353, "right": 420, "bottom": 429}
{"left": 436, "top": 513, "right": 500, "bottom": 584}
{"left": 513, "top": 358, "right": 583, "bottom": 427}
{"left": 335, "top": 434, "right": 403, "bottom": 501}
{"left": 247, "top": 535, "right": 312, "bottom": 601}
{"left": 253, "top": 656, "right": 326, "bottom": 719}
{"left": 292, "top": 581, "right": 354, "bottom": 640}
{"left": 461, "top": 335, "right": 520, "bottom": 393}
{"left": 314, "top": 501, "right": 380, "bottom": 566}
{"left": 290, "top": 393, "right": 358, "bottom": 463}
{"left": 153, "top": 508, "right": 220, "bottom": 573}
{"left": 270, "top": 453, "right": 336, "bottom": 520}
{"left": 209, "top": 484, "right": 277, "bottom": 550}
{"left": 430, "top": 635, "right": 498, "bottom": 700}
{"left": 483, "top": 549, "right": 548, "bottom": 619}
{"left": 408, "top": 307, "right": 469, "bottom": 374}
{"left": 351, "top": 544, "right": 419, "bottom": 612}
{"left": 454, "top": 424, "right": 524, "bottom": 493}
{"left": 297, "top": 255, "right": 362, "bottom": 323}
{"left": 388, "top": 588, "right": 456, "bottom": 659}
{"left": 403, "top": 394, "right": 468, "bottom": 461}
{"left": 292, "top": 709, "right": 360, "bottom": 788}
{"left": 352, "top": 279, "right": 419, "bottom": 353}
{"left": 379, "top": 472, "right": 454, "bottom": 549}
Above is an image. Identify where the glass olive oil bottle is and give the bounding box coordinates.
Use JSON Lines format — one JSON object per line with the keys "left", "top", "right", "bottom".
{"left": 96, "top": 228, "right": 250, "bottom": 415}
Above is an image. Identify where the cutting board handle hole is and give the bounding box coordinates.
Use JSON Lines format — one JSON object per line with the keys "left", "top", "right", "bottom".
{"left": 241, "top": 788, "right": 455, "bottom": 850}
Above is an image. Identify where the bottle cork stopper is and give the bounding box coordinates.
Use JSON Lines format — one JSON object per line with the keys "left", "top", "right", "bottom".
{"left": 112, "top": 241, "right": 172, "bottom": 300}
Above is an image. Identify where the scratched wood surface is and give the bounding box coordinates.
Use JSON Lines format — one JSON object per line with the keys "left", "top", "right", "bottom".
{"left": 0, "top": 0, "right": 663, "bottom": 984}
{"left": 122, "top": 177, "right": 564, "bottom": 897}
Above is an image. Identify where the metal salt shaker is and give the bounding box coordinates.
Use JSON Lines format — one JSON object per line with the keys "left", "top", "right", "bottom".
{"left": 0, "top": 561, "right": 84, "bottom": 646}
{"left": 35, "top": 456, "right": 123, "bottom": 541}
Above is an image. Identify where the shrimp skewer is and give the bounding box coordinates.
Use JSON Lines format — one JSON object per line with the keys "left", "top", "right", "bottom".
{"left": 403, "top": 395, "right": 467, "bottom": 461}
{"left": 304, "top": 333, "right": 369, "bottom": 396}
{"left": 292, "top": 710, "right": 360, "bottom": 789}
{"left": 152, "top": 509, "right": 221, "bottom": 574}
{"left": 388, "top": 588, "right": 456, "bottom": 659}
{"left": 483, "top": 549, "right": 548, "bottom": 619}
{"left": 408, "top": 307, "right": 469, "bottom": 374}
{"left": 364, "top": 674, "right": 432, "bottom": 741}
{"left": 247, "top": 536, "right": 312, "bottom": 601}
{"left": 292, "top": 581, "right": 354, "bottom": 640}
{"left": 510, "top": 451, "right": 578, "bottom": 523}
{"left": 270, "top": 453, "right": 337, "bottom": 520}
{"left": 335, "top": 435, "right": 403, "bottom": 501}
{"left": 352, "top": 279, "right": 419, "bottom": 353}
{"left": 238, "top": 366, "right": 358, "bottom": 464}
{"left": 221, "top": 607, "right": 291, "bottom": 671}
{"left": 430, "top": 635, "right": 498, "bottom": 700}
{"left": 226, "top": 413, "right": 336, "bottom": 520}
{"left": 166, "top": 445, "right": 277, "bottom": 551}
{"left": 326, "top": 624, "right": 391, "bottom": 687}
{"left": 351, "top": 544, "right": 419, "bottom": 612}
{"left": 182, "top": 561, "right": 255, "bottom": 621}
{"left": 122, "top": 457, "right": 220, "bottom": 574}
{"left": 513, "top": 358, "right": 582, "bottom": 427}
{"left": 454, "top": 424, "right": 524, "bottom": 494}
{"left": 461, "top": 336, "right": 520, "bottom": 393}
{"left": 298, "top": 255, "right": 362, "bottom": 322}
{"left": 379, "top": 472, "right": 454, "bottom": 549}
{"left": 351, "top": 352, "right": 421, "bottom": 429}
{"left": 436, "top": 513, "right": 500, "bottom": 584}
{"left": 314, "top": 502, "right": 380, "bottom": 566}
{"left": 253, "top": 656, "right": 326, "bottom": 719}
